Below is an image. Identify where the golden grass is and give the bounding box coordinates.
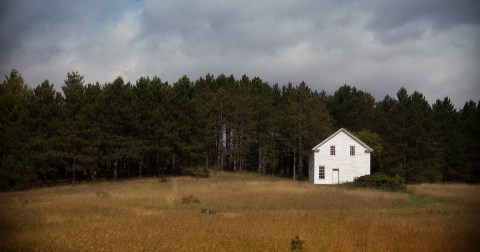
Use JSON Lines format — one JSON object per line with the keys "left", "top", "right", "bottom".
{"left": 413, "top": 183, "right": 480, "bottom": 205}
{"left": 1, "top": 171, "right": 479, "bottom": 251}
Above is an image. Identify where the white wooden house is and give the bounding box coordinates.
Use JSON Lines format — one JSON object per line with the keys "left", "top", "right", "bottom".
{"left": 308, "top": 128, "right": 373, "bottom": 184}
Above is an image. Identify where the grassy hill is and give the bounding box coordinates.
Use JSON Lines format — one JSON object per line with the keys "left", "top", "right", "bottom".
{"left": 1, "top": 171, "right": 479, "bottom": 251}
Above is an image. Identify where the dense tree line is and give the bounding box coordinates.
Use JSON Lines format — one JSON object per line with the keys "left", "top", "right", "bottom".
{"left": 1, "top": 70, "right": 479, "bottom": 189}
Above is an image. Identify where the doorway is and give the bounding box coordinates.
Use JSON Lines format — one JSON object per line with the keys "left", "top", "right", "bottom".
{"left": 332, "top": 169, "right": 339, "bottom": 184}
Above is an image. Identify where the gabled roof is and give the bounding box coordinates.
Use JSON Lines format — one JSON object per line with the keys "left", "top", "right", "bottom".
{"left": 312, "top": 128, "right": 373, "bottom": 153}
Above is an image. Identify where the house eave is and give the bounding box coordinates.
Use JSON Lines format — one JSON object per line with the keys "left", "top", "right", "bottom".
{"left": 311, "top": 128, "right": 374, "bottom": 152}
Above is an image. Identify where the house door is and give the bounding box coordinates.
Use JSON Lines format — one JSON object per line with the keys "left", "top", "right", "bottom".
{"left": 332, "top": 169, "right": 339, "bottom": 184}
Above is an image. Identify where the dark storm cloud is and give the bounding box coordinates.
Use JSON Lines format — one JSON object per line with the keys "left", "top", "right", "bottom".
{"left": 0, "top": 0, "right": 139, "bottom": 85}
{"left": 365, "top": 0, "right": 480, "bottom": 44}
{"left": 1, "top": 1, "right": 109, "bottom": 53}
{"left": 142, "top": 1, "right": 315, "bottom": 51}
{"left": 368, "top": 0, "right": 480, "bottom": 30}
{"left": 0, "top": 0, "right": 478, "bottom": 107}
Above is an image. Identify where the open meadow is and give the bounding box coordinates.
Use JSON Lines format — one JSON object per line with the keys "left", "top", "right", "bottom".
{"left": 1, "top": 172, "right": 479, "bottom": 251}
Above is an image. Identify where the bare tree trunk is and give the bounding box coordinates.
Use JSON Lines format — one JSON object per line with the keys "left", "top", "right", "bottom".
{"left": 403, "top": 147, "right": 408, "bottom": 183}
{"left": 72, "top": 143, "right": 76, "bottom": 183}
{"left": 113, "top": 161, "right": 118, "bottom": 180}
{"left": 204, "top": 152, "right": 208, "bottom": 175}
{"left": 156, "top": 153, "right": 160, "bottom": 177}
{"left": 218, "top": 100, "right": 224, "bottom": 170}
{"left": 286, "top": 149, "right": 289, "bottom": 177}
{"left": 262, "top": 146, "right": 266, "bottom": 174}
{"left": 293, "top": 148, "right": 296, "bottom": 180}
{"left": 217, "top": 142, "right": 222, "bottom": 170}
{"left": 240, "top": 133, "right": 243, "bottom": 172}
{"left": 233, "top": 146, "right": 237, "bottom": 172}
{"left": 233, "top": 131, "right": 238, "bottom": 172}
{"left": 239, "top": 137, "right": 243, "bottom": 172}
{"left": 258, "top": 147, "right": 262, "bottom": 175}
{"left": 272, "top": 141, "right": 275, "bottom": 176}
{"left": 217, "top": 125, "right": 224, "bottom": 171}
{"left": 298, "top": 137, "right": 303, "bottom": 179}
{"left": 226, "top": 125, "right": 230, "bottom": 170}
{"left": 91, "top": 170, "right": 97, "bottom": 182}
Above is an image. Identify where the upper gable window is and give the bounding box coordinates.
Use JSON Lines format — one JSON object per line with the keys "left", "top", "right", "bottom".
{"left": 350, "top": 146, "right": 355, "bottom": 156}
{"left": 330, "top": 146, "right": 335, "bottom": 156}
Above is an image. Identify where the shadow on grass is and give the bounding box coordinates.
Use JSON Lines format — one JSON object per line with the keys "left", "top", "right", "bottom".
{"left": 339, "top": 183, "right": 439, "bottom": 207}
{"left": 403, "top": 188, "right": 439, "bottom": 207}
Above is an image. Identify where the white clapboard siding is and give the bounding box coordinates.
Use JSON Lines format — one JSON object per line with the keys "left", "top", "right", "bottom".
{"left": 309, "top": 128, "right": 372, "bottom": 185}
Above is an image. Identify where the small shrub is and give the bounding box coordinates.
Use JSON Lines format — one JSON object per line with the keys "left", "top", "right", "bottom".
{"left": 297, "top": 173, "right": 308, "bottom": 181}
{"left": 188, "top": 166, "right": 210, "bottom": 178}
{"left": 200, "top": 208, "right": 216, "bottom": 215}
{"left": 290, "top": 235, "right": 305, "bottom": 251}
{"left": 181, "top": 195, "right": 200, "bottom": 204}
{"left": 95, "top": 190, "right": 110, "bottom": 198}
{"left": 353, "top": 173, "right": 406, "bottom": 191}
{"left": 20, "top": 199, "right": 29, "bottom": 206}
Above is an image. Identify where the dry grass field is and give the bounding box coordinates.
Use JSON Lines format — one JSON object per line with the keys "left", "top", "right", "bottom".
{"left": 1, "top": 171, "right": 479, "bottom": 251}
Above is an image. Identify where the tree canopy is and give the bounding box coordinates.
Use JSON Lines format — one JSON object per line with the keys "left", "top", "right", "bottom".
{"left": 1, "top": 69, "right": 478, "bottom": 190}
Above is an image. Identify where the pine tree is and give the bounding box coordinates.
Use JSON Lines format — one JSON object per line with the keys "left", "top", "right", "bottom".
{"left": 457, "top": 101, "right": 480, "bottom": 182}
{"left": 327, "top": 84, "right": 375, "bottom": 131}
{"left": 27, "top": 80, "right": 63, "bottom": 183}
{"left": 374, "top": 88, "right": 438, "bottom": 183}
{"left": 59, "top": 73, "right": 104, "bottom": 182}
{"left": 0, "top": 70, "right": 37, "bottom": 189}
{"left": 432, "top": 98, "right": 461, "bottom": 181}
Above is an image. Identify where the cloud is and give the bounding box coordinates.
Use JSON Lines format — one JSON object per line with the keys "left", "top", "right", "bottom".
{"left": 366, "top": 0, "right": 480, "bottom": 30}
{"left": 0, "top": 0, "right": 479, "bottom": 108}
{"left": 364, "top": 0, "right": 480, "bottom": 44}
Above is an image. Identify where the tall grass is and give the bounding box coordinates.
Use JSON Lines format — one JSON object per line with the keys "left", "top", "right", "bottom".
{"left": 0, "top": 171, "right": 478, "bottom": 251}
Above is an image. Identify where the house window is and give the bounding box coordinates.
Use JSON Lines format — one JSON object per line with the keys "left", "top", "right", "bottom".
{"left": 330, "top": 146, "right": 335, "bottom": 156}
{"left": 350, "top": 146, "right": 355, "bottom": 156}
{"left": 319, "top": 166, "right": 325, "bottom": 179}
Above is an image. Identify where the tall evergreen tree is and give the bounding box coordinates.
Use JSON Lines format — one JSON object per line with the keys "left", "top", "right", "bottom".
{"left": 432, "top": 97, "right": 461, "bottom": 181}
{"left": 327, "top": 84, "right": 375, "bottom": 131}
{"left": 457, "top": 101, "right": 480, "bottom": 182}
{"left": 100, "top": 77, "right": 139, "bottom": 179}
{"left": 27, "top": 80, "right": 63, "bottom": 183}
{"left": 375, "top": 88, "right": 438, "bottom": 182}
{"left": 60, "top": 71, "right": 88, "bottom": 182}
{"left": 171, "top": 75, "right": 200, "bottom": 170}
{"left": 0, "top": 70, "right": 36, "bottom": 189}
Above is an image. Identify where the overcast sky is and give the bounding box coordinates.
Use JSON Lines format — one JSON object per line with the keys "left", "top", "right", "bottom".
{"left": 1, "top": 0, "right": 479, "bottom": 108}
